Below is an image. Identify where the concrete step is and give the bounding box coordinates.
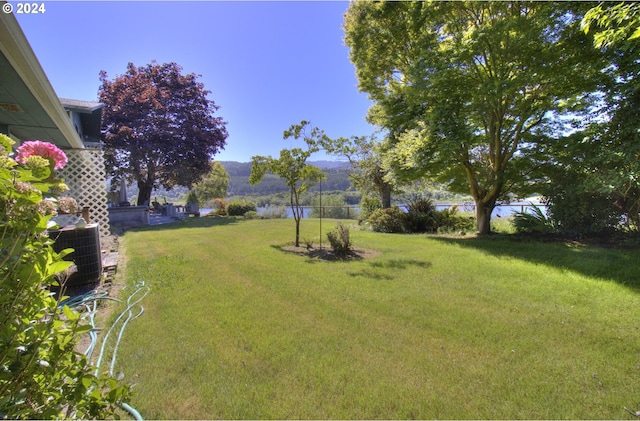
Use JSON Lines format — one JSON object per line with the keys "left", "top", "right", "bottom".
{"left": 149, "top": 214, "right": 180, "bottom": 225}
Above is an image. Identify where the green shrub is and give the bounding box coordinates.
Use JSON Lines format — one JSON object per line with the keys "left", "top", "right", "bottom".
{"left": 435, "top": 205, "right": 476, "bottom": 234}
{"left": 210, "top": 197, "right": 227, "bottom": 216}
{"left": 326, "top": 222, "right": 352, "bottom": 254}
{"left": 405, "top": 197, "right": 437, "bottom": 233}
{"left": 358, "top": 195, "right": 382, "bottom": 223}
{"left": 513, "top": 205, "right": 556, "bottom": 234}
{"left": 244, "top": 210, "right": 260, "bottom": 219}
{"left": 185, "top": 190, "right": 199, "bottom": 205}
{"left": 367, "top": 206, "right": 407, "bottom": 233}
{"left": 0, "top": 135, "right": 130, "bottom": 418}
{"left": 227, "top": 199, "right": 257, "bottom": 216}
{"left": 542, "top": 163, "right": 623, "bottom": 237}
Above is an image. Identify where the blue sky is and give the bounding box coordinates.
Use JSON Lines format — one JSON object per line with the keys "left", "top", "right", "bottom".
{"left": 15, "top": 1, "right": 376, "bottom": 162}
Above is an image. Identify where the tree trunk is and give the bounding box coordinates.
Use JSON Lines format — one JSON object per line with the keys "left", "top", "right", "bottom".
{"left": 475, "top": 202, "right": 494, "bottom": 235}
{"left": 291, "top": 189, "right": 301, "bottom": 247}
{"left": 380, "top": 185, "right": 392, "bottom": 209}
{"left": 137, "top": 180, "right": 154, "bottom": 206}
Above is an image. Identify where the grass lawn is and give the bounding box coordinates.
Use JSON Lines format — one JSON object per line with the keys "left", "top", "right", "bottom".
{"left": 113, "top": 217, "right": 640, "bottom": 419}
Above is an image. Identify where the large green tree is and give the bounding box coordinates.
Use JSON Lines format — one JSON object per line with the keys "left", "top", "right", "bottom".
{"left": 321, "top": 134, "right": 395, "bottom": 208}
{"left": 191, "top": 161, "right": 230, "bottom": 205}
{"left": 250, "top": 121, "right": 326, "bottom": 247}
{"left": 344, "top": 1, "right": 604, "bottom": 234}
{"left": 578, "top": 2, "right": 640, "bottom": 231}
{"left": 99, "top": 62, "right": 228, "bottom": 206}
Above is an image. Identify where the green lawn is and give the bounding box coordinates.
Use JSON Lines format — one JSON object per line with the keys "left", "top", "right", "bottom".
{"left": 113, "top": 217, "right": 640, "bottom": 419}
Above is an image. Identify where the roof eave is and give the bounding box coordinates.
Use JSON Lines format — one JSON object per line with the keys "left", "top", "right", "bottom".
{"left": 0, "top": 8, "right": 84, "bottom": 149}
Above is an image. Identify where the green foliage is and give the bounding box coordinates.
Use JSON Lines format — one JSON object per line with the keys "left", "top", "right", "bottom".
{"left": 326, "top": 222, "right": 352, "bottom": 255}
{"left": 538, "top": 129, "right": 627, "bottom": 237}
{"left": 244, "top": 210, "right": 260, "bottom": 220}
{"left": 513, "top": 205, "right": 556, "bottom": 234}
{"left": 258, "top": 205, "right": 288, "bottom": 219}
{"left": 309, "top": 193, "right": 354, "bottom": 219}
{"left": 582, "top": 2, "right": 640, "bottom": 49}
{"left": 227, "top": 199, "right": 257, "bottom": 216}
{"left": 185, "top": 190, "right": 198, "bottom": 205}
{"left": 209, "top": 197, "right": 227, "bottom": 216}
{"left": 250, "top": 120, "right": 327, "bottom": 246}
{"left": 403, "top": 199, "right": 475, "bottom": 235}
{"left": 321, "top": 134, "right": 396, "bottom": 208}
{"left": 192, "top": 161, "right": 230, "bottom": 205}
{"left": 563, "top": 3, "right": 640, "bottom": 233}
{"left": 345, "top": 1, "right": 605, "bottom": 234}
{"left": 435, "top": 206, "right": 476, "bottom": 235}
{"left": 0, "top": 134, "right": 129, "bottom": 419}
{"left": 358, "top": 195, "right": 382, "bottom": 223}
{"left": 367, "top": 206, "right": 407, "bottom": 233}
{"left": 405, "top": 197, "right": 437, "bottom": 233}
{"left": 544, "top": 180, "right": 622, "bottom": 237}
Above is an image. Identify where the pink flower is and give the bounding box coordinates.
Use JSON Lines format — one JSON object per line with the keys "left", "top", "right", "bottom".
{"left": 15, "top": 141, "right": 67, "bottom": 170}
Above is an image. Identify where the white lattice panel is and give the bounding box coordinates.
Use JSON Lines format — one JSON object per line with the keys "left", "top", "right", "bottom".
{"left": 58, "top": 148, "right": 111, "bottom": 238}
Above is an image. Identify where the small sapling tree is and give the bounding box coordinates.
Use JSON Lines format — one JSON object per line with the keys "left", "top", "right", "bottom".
{"left": 250, "top": 121, "right": 326, "bottom": 247}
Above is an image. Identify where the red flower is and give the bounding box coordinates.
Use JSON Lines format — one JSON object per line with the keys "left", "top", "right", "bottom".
{"left": 15, "top": 141, "right": 67, "bottom": 170}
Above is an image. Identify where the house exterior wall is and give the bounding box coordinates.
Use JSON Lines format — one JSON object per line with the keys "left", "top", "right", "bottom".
{"left": 69, "top": 110, "right": 84, "bottom": 139}
{"left": 58, "top": 146, "right": 111, "bottom": 238}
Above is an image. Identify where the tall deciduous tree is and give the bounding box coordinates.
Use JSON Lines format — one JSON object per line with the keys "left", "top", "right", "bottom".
{"left": 344, "top": 1, "right": 603, "bottom": 234}
{"left": 578, "top": 3, "right": 640, "bottom": 231}
{"left": 250, "top": 121, "right": 326, "bottom": 247}
{"left": 321, "top": 134, "right": 395, "bottom": 208}
{"left": 99, "top": 62, "right": 228, "bottom": 206}
{"left": 191, "top": 161, "right": 230, "bottom": 205}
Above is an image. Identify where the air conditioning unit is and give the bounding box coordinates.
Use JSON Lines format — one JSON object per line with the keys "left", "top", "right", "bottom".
{"left": 48, "top": 224, "right": 102, "bottom": 295}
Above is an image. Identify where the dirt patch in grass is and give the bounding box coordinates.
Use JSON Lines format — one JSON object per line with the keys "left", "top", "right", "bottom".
{"left": 280, "top": 244, "right": 381, "bottom": 261}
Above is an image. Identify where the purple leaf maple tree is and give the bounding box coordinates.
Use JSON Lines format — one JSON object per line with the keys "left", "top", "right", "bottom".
{"left": 99, "top": 61, "right": 228, "bottom": 206}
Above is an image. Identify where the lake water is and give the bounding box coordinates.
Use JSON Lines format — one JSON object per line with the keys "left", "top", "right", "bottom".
{"left": 202, "top": 202, "right": 546, "bottom": 220}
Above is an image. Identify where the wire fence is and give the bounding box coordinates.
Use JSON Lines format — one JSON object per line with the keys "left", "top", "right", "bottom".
{"left": 256, "top": 202, "right": 546, "bottom": 220}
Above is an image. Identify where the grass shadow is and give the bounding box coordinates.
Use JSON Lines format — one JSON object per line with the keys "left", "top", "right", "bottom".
{"left": 430, "top": 234, "right": 640, "bottom": 291}
{"left": 369, "top": 259, "right": 432, "bottom": 270}
{"left": 348, "top": 259, "right": 432, "bottom": 281}
{"left": 273, "top": 244, "right": 379, "bottom": 263}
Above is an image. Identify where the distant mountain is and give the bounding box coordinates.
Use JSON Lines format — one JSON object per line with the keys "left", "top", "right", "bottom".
{"left": 309, "top": 160, "right": 351, "bottom": 170}
{"left": 218, "top": 160, "right": 350, "bottom": 176}
{"left": 218, "top": 161, "right": 353, "bottom": 196}
{"left": 112, "top": 161, "right": 354, "bottom": 203}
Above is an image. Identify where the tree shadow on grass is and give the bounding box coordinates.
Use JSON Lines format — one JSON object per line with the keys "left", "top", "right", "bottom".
{"left": 430, "top": 234, "right": 640, "bottom": 291}
{"left": 275, "top": 244, "right": 380, "bottom": 262}
{"left": 348, "top": 259, "right": 433, "bottom": 281}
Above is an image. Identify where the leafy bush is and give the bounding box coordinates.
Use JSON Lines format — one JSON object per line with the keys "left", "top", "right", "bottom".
{"left": 367, "top": 206, "right": 407, "bottom": 233}
{"left": 326, "top": 222, "right": 352, "bottom": 254}
{"left": 185, "top": 190, "right": 199, "bottom": 205}
{"left": 0, "top": 135, "right": 130, "bottom": 418}
{"left": 513, "top": 205, "right": 556, "bottom": 234}
{"left": 358, "top": 195, "right": 382, "bottom": 223}
{"left": 435, "top": 205, "right": 476, "bottom": 234}
{"left": 405, "top": 197, "right": 437, "bottom": 233}
{"left": 541, "top": 159, "right": 624, "bottom": 237}
{"left": 227, "top": 199, "right": 257, "bottom": 216}
{"left": 211, "top": 197, "right": 227, "bottom": 216}
{"left": 244, "top": 210, "right": 260, "bottom": 219}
